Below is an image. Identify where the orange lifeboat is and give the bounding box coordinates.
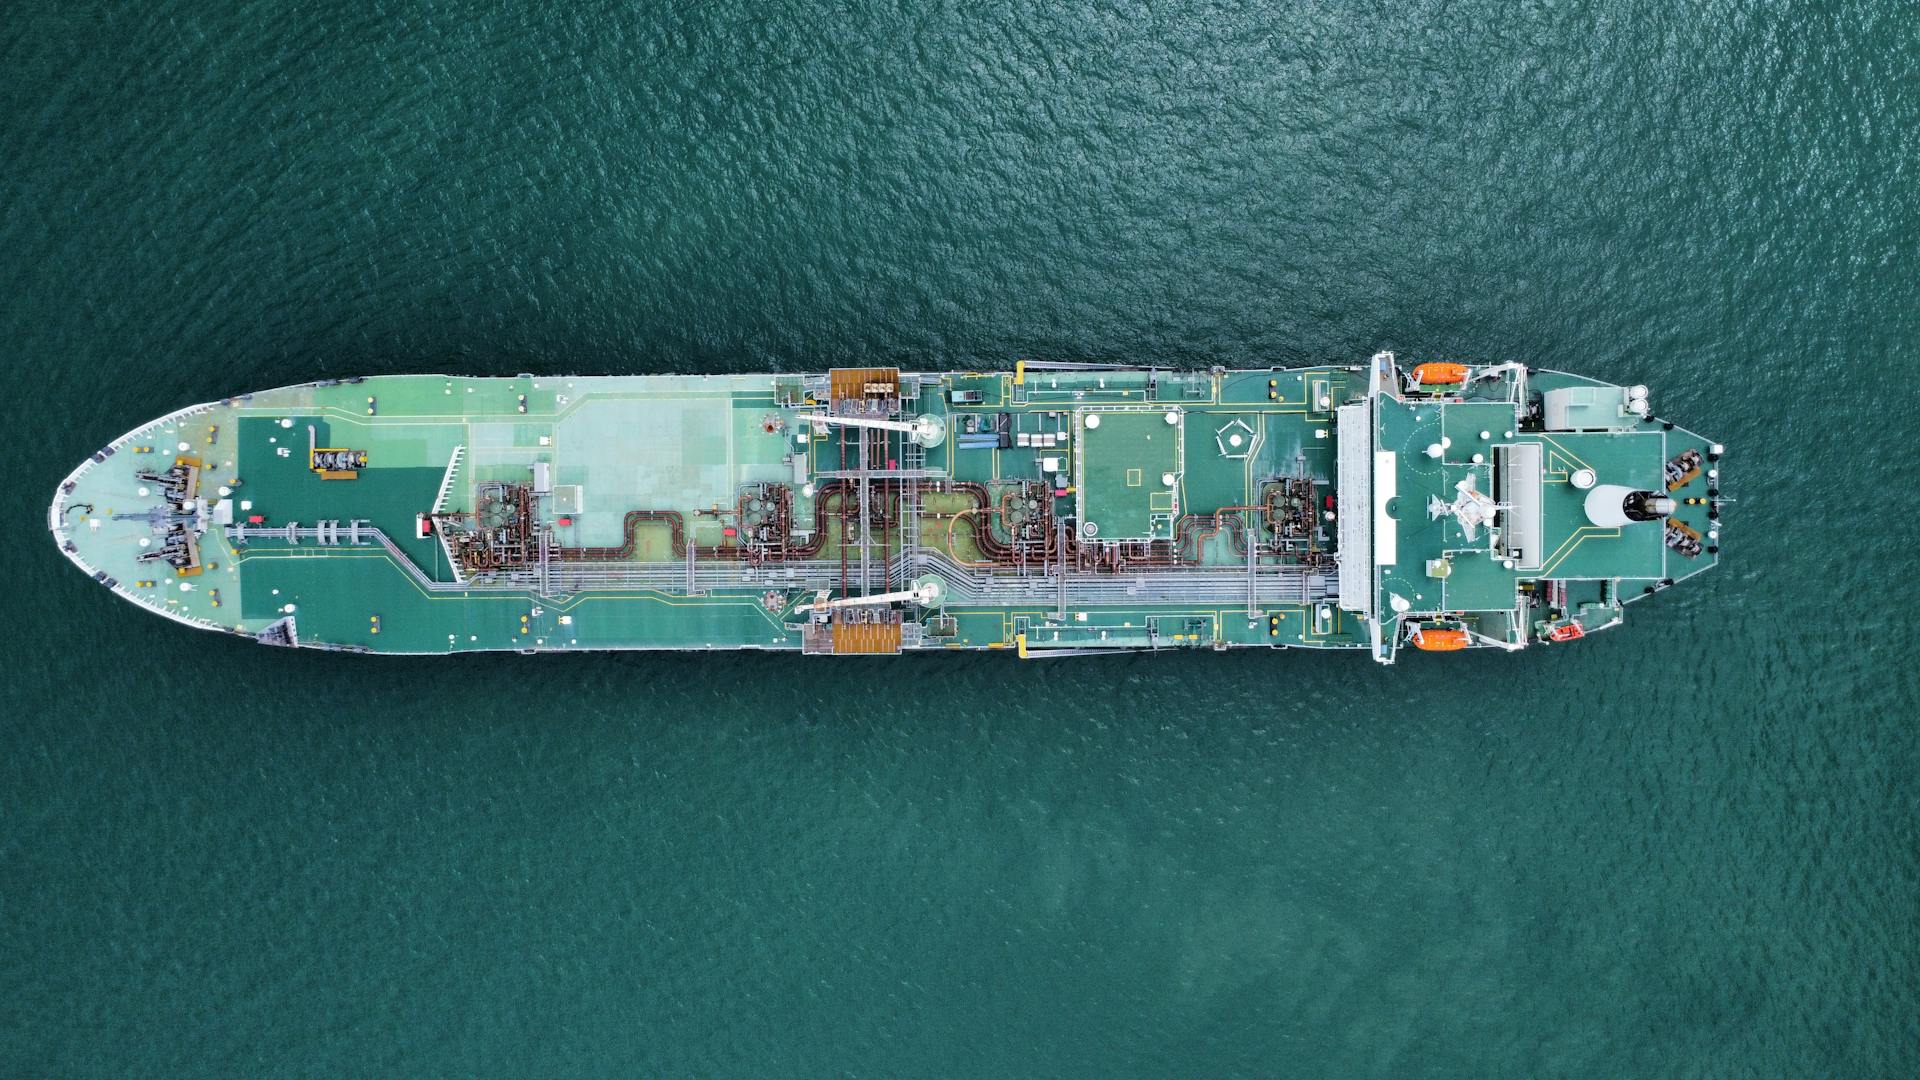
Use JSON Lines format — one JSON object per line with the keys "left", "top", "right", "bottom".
{"left": 1411, "top": 626, "right": 1471, "bottom": 651}
{"left": 1411, "top": 362, "right": 1469, "bottom": 385}
{"left": 1546, "top": 622, "right": 1586, "bottom": 643}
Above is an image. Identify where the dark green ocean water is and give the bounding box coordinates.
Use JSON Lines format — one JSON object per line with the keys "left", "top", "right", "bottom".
{"left": 3, "top": 2, "right": 1916, "bottom": 1076}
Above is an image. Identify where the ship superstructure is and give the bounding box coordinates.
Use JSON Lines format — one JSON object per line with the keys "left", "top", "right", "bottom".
{"left": 49, "top": 355, "right": 1725, "bottom": 661}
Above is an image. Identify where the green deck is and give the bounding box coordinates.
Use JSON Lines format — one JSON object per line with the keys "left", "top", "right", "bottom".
{"left": 1076, "top": 410, "right": 1183, "bottom": 541}
{"left": 51, "top": 359, "right": 1722, "bottom": 662}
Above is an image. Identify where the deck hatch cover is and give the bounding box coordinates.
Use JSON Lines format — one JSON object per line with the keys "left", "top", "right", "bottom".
{"left": 1497, "top": 442, "right": 1543, "bottom": 569}
{"left": 1335, "top": 403, "right": 1373, "bottom": 613}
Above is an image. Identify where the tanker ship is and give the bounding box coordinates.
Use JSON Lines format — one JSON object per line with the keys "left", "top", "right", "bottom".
{"left": 49, "top": 355, "right": 1725, "bottom": 662}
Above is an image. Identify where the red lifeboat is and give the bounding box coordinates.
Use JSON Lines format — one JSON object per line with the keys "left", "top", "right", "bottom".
{"left": 1411, "top": 626, "right": 1470, "bottom": 651}
{"left": 1411, "top": 362, "right": 1469, "bottom": 386}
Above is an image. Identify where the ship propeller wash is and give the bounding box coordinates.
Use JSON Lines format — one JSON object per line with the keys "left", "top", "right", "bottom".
{"left": 50, "top": 356, "right": 1725, "bottom": 661}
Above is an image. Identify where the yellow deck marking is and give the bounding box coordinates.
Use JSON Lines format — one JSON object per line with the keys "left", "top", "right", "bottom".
{"left": 1537, "top": 525, "right": 1623, "bottom": 577}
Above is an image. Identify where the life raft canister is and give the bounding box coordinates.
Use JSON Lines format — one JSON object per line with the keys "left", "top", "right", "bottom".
{"left": 1411, "top": 362, "right": 1469, "bottom": 385}
{"left": 1412, "top": 626, "right": 1470, "bottom": 651}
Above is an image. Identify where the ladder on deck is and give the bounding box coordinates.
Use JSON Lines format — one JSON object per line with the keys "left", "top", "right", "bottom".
{"left": 431, "top": 445, "right": 467, "bottom": 514}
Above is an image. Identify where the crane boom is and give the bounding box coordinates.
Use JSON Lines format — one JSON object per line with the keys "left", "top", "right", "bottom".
{"left": 795, "top": 409, "right": 946, "bottom": 447}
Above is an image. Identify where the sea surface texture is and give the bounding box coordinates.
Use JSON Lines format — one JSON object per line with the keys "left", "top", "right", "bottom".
{"left": 2, "top": 2, "right": 1915, "bottom": 1077}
